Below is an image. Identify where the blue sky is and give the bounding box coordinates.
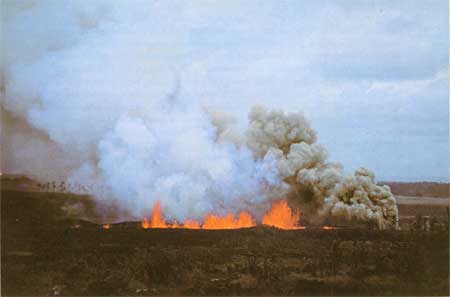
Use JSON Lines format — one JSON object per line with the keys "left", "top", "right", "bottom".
{"left": 3, "top": 0, "right": 449, "bottom": 182}
{"left": 178, "top": 0, "right": 449, "bottom": 181}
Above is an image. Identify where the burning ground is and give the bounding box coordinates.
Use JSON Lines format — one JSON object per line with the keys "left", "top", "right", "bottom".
{"left": 1, "top": 178, "right": 449, "bottom": 296}
{"left": 140, "top": 199, "right": 302, "bottom": 230}
{"left": 1, "top": 1, "right": 448, "bottom": 295}
{"left": 2, "top": 106, "right": 400, "bottom": 230}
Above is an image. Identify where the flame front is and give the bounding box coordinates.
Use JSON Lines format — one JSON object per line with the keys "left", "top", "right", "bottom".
{"left": 183, "top": 219, "right": 201, "bottom": 229}
{"left": 140, "top": 198, "right": 304, "bottom": 230}
{"left": 202, "top": 211, "right": 255, "bottom": 229}
{"left": 150, "top": 201, "right": 167, "bottom": 228}
{"left": 141, "top": 218, "right": 151, "bottom": 229}
{"left": 141, "top": 201, "right": 171, "bottom": 228}
{"left": 141, "top": 201, "right": 201, "bottom": 229}
{"left": 262, "top": 199, "right": 303, "bottom": 230}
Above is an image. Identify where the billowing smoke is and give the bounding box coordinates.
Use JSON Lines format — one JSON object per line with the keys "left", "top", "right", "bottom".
{"left": 246, "top": 107, "right": 398, "bottom": 228}
{"left": 1, "top": 1, "right": 398, "bottom": 228}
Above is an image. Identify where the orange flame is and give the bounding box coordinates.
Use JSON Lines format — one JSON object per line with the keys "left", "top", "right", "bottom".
{"left": 140, "top": 198, "right": 304, "bottom": 230}
{"left": 102, "top": 224, "right": 111, "bottom": 229}
{"left": 141, "top": 202, "right": 202, "bottom": 229}
{"left": 141, "top": 218, "right": 151, "bottom": 229}
{"left": 170, "top": 221, "right": 182, "bottom": 229}
{"left": 141, "top": 201, "right": 169, "bottom": 228}
{"left": 150, "top": 201, "right": 168, "bottom": 228}
{"left": 202, "top": 211, "right": 255, "bottom": 229}
{"left": 184, "top": 219, "right": 201, "bottom": 229}
{"left": 262, "top": 199, "right": 302, "bottom": 230}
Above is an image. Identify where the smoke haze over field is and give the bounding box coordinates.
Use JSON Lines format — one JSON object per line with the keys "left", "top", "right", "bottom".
{"left": 1, "top": 0, "right": 445, "bottom": 227}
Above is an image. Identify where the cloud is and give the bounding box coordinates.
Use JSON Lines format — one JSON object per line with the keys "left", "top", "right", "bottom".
{"left": 367, "top": 71, "right": 448, "bottom": 97}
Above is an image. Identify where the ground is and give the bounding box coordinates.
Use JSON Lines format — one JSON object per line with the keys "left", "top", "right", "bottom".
{"left": 1, "top": 176, "right": 449, "bottom": 296}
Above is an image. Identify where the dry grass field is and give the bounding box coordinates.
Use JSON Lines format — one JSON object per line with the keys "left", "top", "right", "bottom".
{"left": 396, "top": 195, "right": 449, "bottom": 218}
{"left": 1, "top": 177, "right": 449, "bottom": 296}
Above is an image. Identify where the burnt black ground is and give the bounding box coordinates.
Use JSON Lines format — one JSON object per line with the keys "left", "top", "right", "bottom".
{"left": 1, "top": 189, "right": 449, "bottom": 296}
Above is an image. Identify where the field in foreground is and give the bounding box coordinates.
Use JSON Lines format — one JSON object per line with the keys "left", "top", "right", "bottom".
{"left": 2, "top": 223, "right": 449, "bottom": 296}
{"left": 1, "top": 187, "right": 449, "bottom": 296}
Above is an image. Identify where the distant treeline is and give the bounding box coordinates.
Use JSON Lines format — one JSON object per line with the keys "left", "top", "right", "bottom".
{"left": 380, "top": 181, "right": 449, "bottom": 198}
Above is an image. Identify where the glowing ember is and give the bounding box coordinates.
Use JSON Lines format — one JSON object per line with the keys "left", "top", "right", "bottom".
{"left": 102, "top": 224, "right": 111, "bottom": 229}
{"left": 322, "top": 226, "right": 336, "bottom": 230}
{"left": 202, "top": 211, "right": 255, "bottom": 229}
{"left": 262, "top": 199, "right": 301, "bottom": 230}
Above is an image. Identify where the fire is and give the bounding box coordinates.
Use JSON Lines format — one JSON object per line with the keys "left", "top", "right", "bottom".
{"left": 102, "top": 224, "right": 111, "bottom": 229}
{"left": 262, "top": 199, "right": 302, "bottom": 230}
{"left": 183, "top": 219, "right": 201, "bottom": 229}
{"left": 141, "top": 201, "right": 171, "bottom": 228}
{"left": 202, "top": 211, "right": 255, "bottom": 229}
{"left": 170, "top": 221, "right": 183, "bottom": 229}
{"left": 322, "top": 225, "right": 336, "bottom": 230}
{"left": 141, "top": 202, "right": 201, "bottom": 229}
{"left": 149, "top": 201, "right": 168, "bottom": 228}
{"left": 141, "top": 218, "right": 151, "bottom": 229}
{"left": 140, "top": 198, "right": 303, "bottom": 230}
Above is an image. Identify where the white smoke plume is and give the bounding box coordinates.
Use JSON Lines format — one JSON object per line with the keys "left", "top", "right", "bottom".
{"left": 1, "top": 1, "right": 398, "bottom": 228}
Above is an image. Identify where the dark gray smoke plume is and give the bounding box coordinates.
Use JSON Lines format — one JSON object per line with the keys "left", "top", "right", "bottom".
{"left": 246, "top": 107, "right": 398, "bottom": 228}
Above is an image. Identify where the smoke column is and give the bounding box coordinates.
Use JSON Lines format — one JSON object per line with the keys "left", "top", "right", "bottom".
{"left": 1, "top": 1, "right": 398, "bottom": 228}
{"left": 246, "top": 107, "right": 398, "bottom": 228}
